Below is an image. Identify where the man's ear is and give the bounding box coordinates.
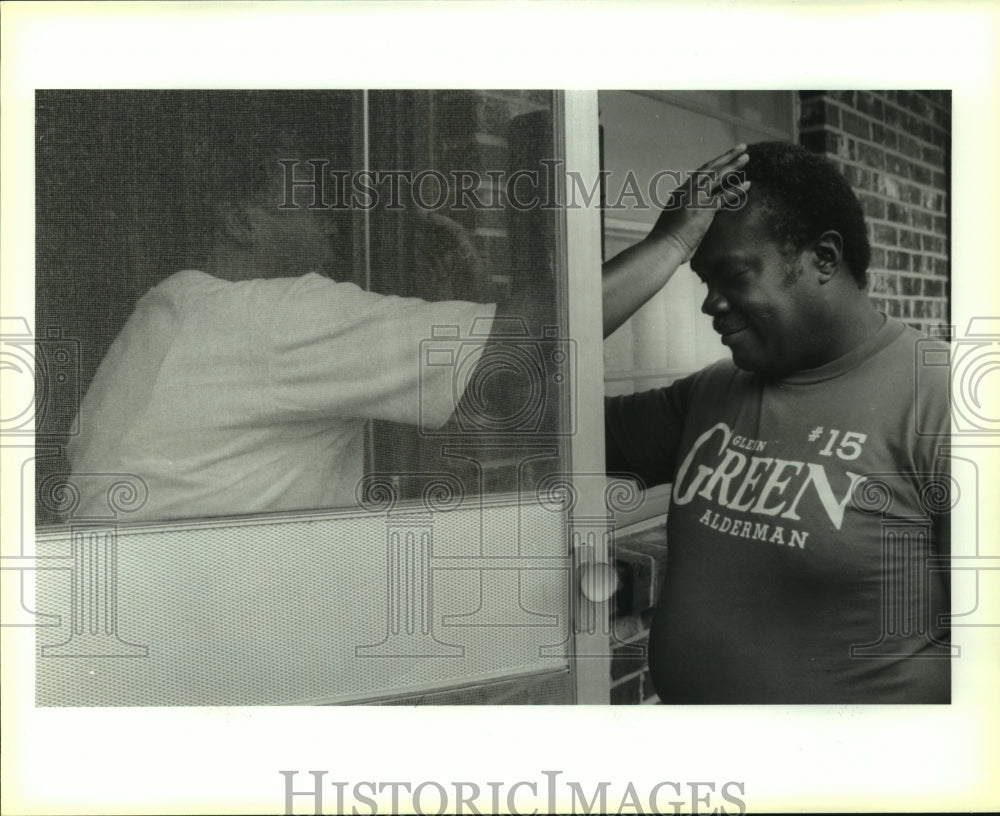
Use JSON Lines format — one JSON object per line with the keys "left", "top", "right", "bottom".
{"left": 811, "top": 230, "right": 844, "bottom": 282}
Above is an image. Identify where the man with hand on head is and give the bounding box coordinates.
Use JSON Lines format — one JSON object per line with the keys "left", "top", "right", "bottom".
{"left": 604, "top": 142, "right": 951, "bottom": 703}
{"left": 66, "top": 160, "right": 498, "bottom": 523}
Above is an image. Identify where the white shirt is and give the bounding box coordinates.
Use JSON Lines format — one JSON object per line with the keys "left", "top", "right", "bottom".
{"left": 66, "top": 270, "right": 496, "bottom": 522}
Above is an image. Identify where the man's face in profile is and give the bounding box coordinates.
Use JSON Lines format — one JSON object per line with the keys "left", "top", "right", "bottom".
{"left": 691, "top": 205, "right": 822, "bottom": 378}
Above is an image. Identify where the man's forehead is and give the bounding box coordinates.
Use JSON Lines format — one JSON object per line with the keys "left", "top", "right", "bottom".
{"left": 691, "top": 206, "right": 773, "bottom": 271}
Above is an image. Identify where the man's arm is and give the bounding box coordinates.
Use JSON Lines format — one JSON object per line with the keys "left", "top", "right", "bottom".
{"left": 602, "top": 144, "right": 749, "bottom": 337}
{"left": 450, "top": 144, "right": 750, "bottom": 426}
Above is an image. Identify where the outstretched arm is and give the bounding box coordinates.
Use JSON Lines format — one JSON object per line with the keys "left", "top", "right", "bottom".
{"left": 601, "top": 144, "right": 750, "bottom": 338}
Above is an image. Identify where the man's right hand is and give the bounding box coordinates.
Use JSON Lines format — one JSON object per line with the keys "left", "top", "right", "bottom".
{"left": 647, "top": 144, "right": 751, "bottom": 263}
{"left": 601, "top": 144, "right": 750, "bottom": 338}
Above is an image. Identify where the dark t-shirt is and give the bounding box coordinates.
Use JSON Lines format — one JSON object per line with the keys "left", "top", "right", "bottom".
{"left": 606, "top": 316, "right": 952, "bottom": 703}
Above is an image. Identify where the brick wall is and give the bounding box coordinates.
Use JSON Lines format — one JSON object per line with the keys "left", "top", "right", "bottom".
{"left": 799, "top": 91, "right": 951, "bottom": 335}
{"left": 608, "top": 90, "right": 953, "bottom": 705}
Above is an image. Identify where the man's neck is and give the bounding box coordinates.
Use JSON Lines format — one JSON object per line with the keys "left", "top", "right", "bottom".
{"left": 822, "top": 293, "right": 886, "bottom": 361}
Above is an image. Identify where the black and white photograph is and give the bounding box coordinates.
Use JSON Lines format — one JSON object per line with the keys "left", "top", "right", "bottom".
{"left": 2, "top": 3, "right": 998, "bottom": 815}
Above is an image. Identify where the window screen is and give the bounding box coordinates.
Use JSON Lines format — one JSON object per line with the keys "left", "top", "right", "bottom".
{"left": 35, "top": 90, "right": 568, "bottom": 524}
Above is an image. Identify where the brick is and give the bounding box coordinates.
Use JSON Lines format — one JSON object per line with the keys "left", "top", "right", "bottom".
{"left": 916, "top": 254, "right": 937, "bottom": 275}
{"left": 933, "top": 258, "right": 949, "bottom": 276}
{"left": 886, "top": 298, "right": 904, "bottom": 319}
{"left": 923, "top": 278, "right": 945, "bottom": 297}
{"left": 842, "top": 110, "right": 872, "bottom": 139}
{"left": 845, "top": 164, "right": 873, "bottom": 189}
{"left": 799, "top": 128, "right": 841, "bottom": 157}
{"left": 611, "top": 674, "right": 641, "bottom": 705}
{"left": 830, "top": 90, "right": 856, "bottom": 106}
{"left": 933, "top": 171, "right": 949, "bottom": 189}
{"left": 929, "top": 127, "right": 950, "bottom": 150}
{"left": 885, "top": 202, "right": 910, "bottom": 225}
{"left": 878, "top": 175, "right": 902, "bottom": 199}
{"left": 896, "top": 133, "right": 922, "bottom": 159}
{"left": 927, "top": 92, "right": 951, "bottom": 126}
{"left": 873, "top": 223, "right": 898, "bottom": 245}
{"left": 921, "top": 233, "right": 945, "bottom": 254}
{"left": 934, "top": 216, "right": 949, "bottom": 234}
{"left": 874, "top": 124, "right": 897, "bottom": 151}
{"left": 907, "top": 91, "right": 935, "bottom": 120}
{"left": 885, "top": 152, "right": 909, "bottom": 178}
{"left": 925, "top": 89, "right": 950, "bottom": 107}
{"left": 899, "top": 229, "right": 922, "bottom": 251}
{"left": 899, "top": 275, "right": 922, "bottom": 296}
{"left": 887, "top": 250, "right": 910, "bottom": 271}
{"left": 857, "top": 142, "right": 885, "bottom": 169}
{"left": 854, "top": 91, "right": 885, "bottom": 120}
{"left": 911, "top": 210, "right": 934, "bottom": 231}
{"left": 917, "top": 93, "right": 940, "bottom": 121}
{"left": 870, "top": 247, "right": 887, "bottom": 269}
{"left": 870, "top": 271, "right": 901, "bottom": 296}
{"left": 921, "top": 144, "right": 945, "bottom": 167}
{"left": 612, "top": 640, "right": 648, "bottom": 681}
{"left": 800, "top": 98, "right": 831, "bottom": 129}
{"left": 910, "top": 163, "right": 933, "bottom": 185}
{"left": 933, "top": 106, "right": 952, "bottom": 131}
{"left": 901, "top": 185, "right": 921, "bottom": 206}
{"left": 881, "top": 100, "right": 901, "bottom": 128}
{"left": 916, "top": 120, "right": 935, "bottom": 144}
{"left": 859, "top": 193, "right": 886, "bottom": 220}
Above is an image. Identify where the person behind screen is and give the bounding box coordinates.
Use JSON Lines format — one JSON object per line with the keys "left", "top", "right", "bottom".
{"left": 603, "top": 142, "right": 951, "bottom": 703}
{"left": 66, "top": 159, "right": 497, "bottom": 522}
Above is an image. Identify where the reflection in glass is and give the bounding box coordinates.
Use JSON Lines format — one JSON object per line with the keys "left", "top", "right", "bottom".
{"left": 35, "top": 90, "right": 565, "bottom": 524}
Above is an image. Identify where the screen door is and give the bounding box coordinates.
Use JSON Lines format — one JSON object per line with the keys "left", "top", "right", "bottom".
{"left": 31, "top": 89, "right": 611, "bottom": 704}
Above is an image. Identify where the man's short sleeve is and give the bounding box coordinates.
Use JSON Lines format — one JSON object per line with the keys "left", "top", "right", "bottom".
{"left": 604, "top": 374, "right": 694, "bottom": 488}
{"left": 266, "top": 274, "right": 496, "bottom": 427}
